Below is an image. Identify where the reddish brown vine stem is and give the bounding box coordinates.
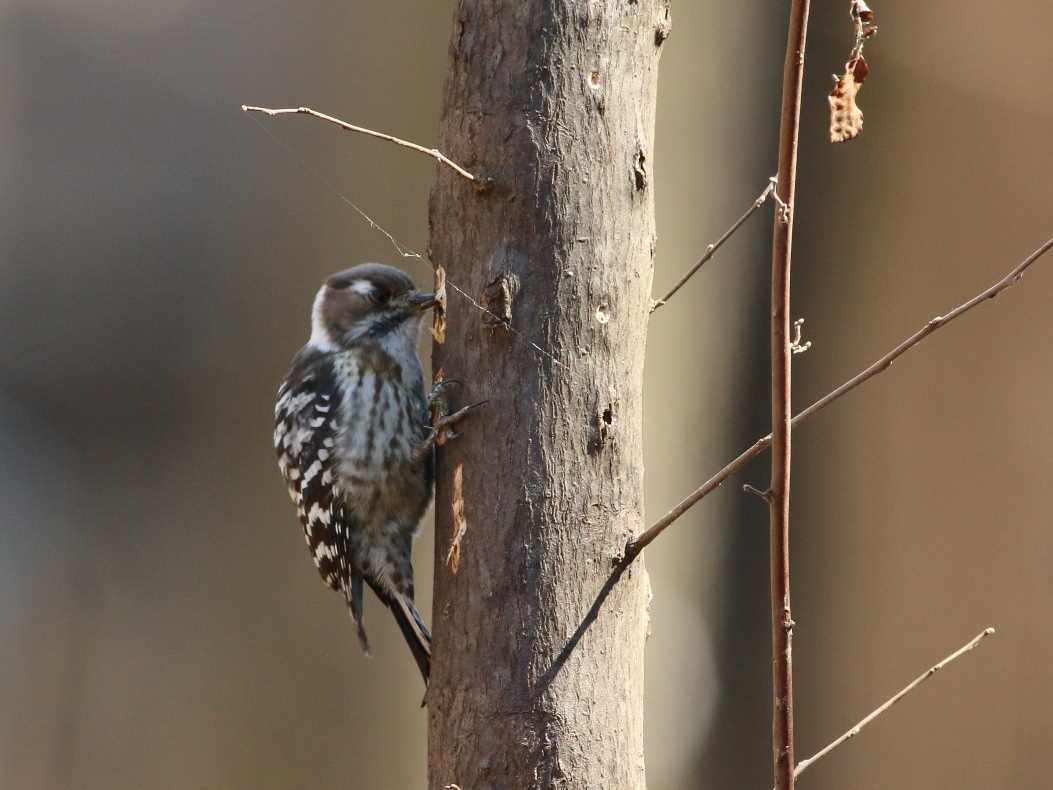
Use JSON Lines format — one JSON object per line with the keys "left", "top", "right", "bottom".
{"left": 768, "top": 2, "right": 810, "bottom": 787}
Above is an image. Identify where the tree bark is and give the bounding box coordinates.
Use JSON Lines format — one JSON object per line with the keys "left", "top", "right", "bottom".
{"left": 426, "top": 3, "right": 668, "bottom": 788}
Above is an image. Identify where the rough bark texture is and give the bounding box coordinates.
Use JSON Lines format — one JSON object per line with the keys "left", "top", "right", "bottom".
{"left": 426, "top": 3, "right": 668, "bottom": 788}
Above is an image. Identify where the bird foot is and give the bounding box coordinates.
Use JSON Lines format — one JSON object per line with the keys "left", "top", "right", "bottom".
{"left": 413, "top": 397, "right": 487, "bottom": 463}
{"left": 427, "top": 378, "right": 462, "bottom": 419}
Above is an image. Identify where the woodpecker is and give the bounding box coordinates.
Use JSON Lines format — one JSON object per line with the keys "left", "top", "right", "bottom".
{"left": 274, "top": 263, "right": 450, "bottom": 683}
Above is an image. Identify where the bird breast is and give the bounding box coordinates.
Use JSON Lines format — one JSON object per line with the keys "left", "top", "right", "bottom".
{"left": 330, "top": 347, "right": 428, "bottom": 491}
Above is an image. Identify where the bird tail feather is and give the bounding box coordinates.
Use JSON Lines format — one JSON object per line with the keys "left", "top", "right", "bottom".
{"left": 348, "top": 573, "right": 372, "bottom": 656}
{"left": 387, "top": 593, "right": 432, "bottom": 683}
{"left": 350, "top": 575, "right": 432, "bottom": 684}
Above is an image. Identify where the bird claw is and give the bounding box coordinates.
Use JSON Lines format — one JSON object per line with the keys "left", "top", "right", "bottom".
{"left": 427, "top": 379, "right": 462, "bottom": 413}
{"left": 426, "top": 380, "right": 462, "bottom": 443}
{"left": 413, "top": 399, "right": 487, "bottom": 463}
{"left": 434, "top": 400, "right": 487, "bottom": 433}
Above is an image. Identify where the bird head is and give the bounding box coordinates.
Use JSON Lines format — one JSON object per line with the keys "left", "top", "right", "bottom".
{"left": 308, "top": 263, "right": 436, "bottom": 352}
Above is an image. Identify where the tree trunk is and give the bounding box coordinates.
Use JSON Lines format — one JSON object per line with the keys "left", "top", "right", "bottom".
{"left": 426, "top": 3, "right": 667, "bottom": 788}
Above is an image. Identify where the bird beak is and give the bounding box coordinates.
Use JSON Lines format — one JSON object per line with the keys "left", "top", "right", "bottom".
{"left": 408, "top": 291, "right": 438, "bottom": 311}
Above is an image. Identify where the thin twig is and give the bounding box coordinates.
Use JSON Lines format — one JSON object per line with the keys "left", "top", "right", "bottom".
{"left": 793, "top": 627, "right": 996, "bottom": 780}
{"left": 769, "top": 3, "right": 810, "bottom": 787}
{"left": 743, "top": 484, "right": 774, "bottom": 502}
{"left": 628, "top": 234, "right": 1053, "bottom": 557}
{"left": 650, "top": 178, "right": 775, "bottom": 312}
{"left": 244, "top": 110, "right": 585, "bottom": 379}
{"left": 241, "top": 104, "right": 479, "bottom": 182}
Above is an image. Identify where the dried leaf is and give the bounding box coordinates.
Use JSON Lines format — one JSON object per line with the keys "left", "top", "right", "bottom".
{"left": 853, "top": 0, "right": 874, "bottom": 22}
{"left": 830, "top": 0, "right": 878, "bottom": 143}
{"left": 852, "top": 0, "right": 878, "bottom": 36}
{"left": 431, "top": 265, "right": 447, "bottom": 343}
{"left": 829, "top": 55, "right": 869, "bottom": 143}
{"left": 445, "top": 462, "right": 467, "bottom": 573}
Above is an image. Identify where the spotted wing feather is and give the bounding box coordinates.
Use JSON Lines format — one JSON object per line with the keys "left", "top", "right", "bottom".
{"left": 274, "top": 352, "right": 348, "bottom": 593}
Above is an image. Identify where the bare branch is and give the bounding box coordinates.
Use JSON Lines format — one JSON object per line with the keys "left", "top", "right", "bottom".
{"left": 241, "top": 104, "right": 479, "bottom": 183}
{"left": 629, "top": 234, "right": 1053, "bottom": 556}
{"left": 743, "top": 483, "right": 773, "bottom": 502}
{"left": 793, "top": 627, "right": 996, "bottom": 780}
{"left": 650, "top": 178, "right": 775, "bottom": 313}
{"left": 768, "top": 3, "right": 811, "bottom": 786}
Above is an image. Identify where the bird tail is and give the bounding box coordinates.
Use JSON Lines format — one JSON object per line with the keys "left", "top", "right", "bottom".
{"left": 349, "top": 573, "right": 432, "bottom": 684}
{"left": 348, "top": 573, "right": 372, "bottom": 656}
{"left": 387, "top": 592, "right": 432, "bottom": 684}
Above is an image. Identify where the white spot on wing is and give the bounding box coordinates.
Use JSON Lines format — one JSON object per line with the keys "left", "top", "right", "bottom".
{"left": 308, "top": 503, "right": 331, "bottom": 526}
{"left": 302, "top": 460, "right": 323, "bottom": 484}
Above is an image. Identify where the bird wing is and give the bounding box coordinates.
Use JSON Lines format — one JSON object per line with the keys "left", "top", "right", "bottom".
{"left": 274, "top": 353, "right": 349, "bottom": 593}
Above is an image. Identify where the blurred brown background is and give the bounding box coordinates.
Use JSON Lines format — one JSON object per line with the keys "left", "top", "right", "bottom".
{"left": 1, "top": 1, "right": 1050, "bottom": 788}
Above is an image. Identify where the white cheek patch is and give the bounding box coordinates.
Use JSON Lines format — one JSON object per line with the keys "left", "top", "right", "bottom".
{"left": 308, "top": 285, "right": 339, "bottom": 352}
{"left": 349, "top": 280, "right": 375, "bottom": 298}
